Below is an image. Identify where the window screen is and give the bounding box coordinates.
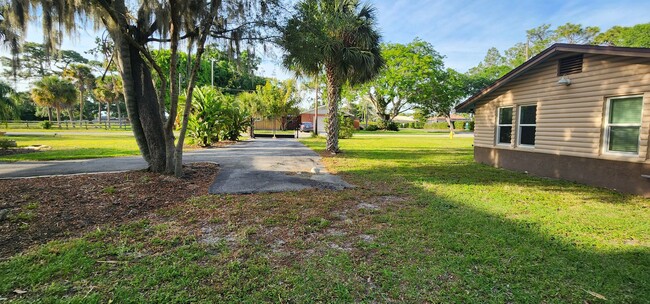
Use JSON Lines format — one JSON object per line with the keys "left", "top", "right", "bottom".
{"left": 497, "top": 107, "right": 513, "bottom": 144}
{"left": 518, "top": 105, "right": 537, "bottom": 146}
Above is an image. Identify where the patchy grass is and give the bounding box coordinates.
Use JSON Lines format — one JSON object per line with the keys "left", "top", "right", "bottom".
{"left": 1, "top": 135, "right": 648, "bottom": 303}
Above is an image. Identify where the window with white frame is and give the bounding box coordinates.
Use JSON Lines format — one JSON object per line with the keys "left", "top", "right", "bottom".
{"left": 518, "top": 105, "right": 537, "bottom": 146}
{"left": 604, "top": 96, "right": 643, "bottom": 154}
{"left": 497, "top": 107, "right": 513, "bottom": 145}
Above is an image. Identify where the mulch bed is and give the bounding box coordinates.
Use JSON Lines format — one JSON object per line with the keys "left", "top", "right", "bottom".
{"left": 0, "top": 163, "right": 219, "bottom": 258}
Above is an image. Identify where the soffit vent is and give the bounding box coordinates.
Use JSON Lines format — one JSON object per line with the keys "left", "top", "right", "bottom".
{"left": 558, "top": 54, "right": 583, "bottom": 76}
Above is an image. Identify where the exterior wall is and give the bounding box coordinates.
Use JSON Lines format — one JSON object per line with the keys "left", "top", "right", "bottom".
{"left": 474, "top": 53, "right": 650, "bottom": 164}
{"left": 475, "top": 147, "right": 650, "bottom": 197}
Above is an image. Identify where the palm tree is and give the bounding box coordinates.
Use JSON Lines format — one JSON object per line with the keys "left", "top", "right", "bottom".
{"left": 0, "top": 81, "right": 18, "bottom": 124}
{"left": 63, "top": 64, "right": 95, "bottom": 126}
{"left": 31, "top": 76, "right": 77, "bottom": 128}
{"left": 280, "top": 0, "right": 383, "bottom": 153}
{"left": 94, "top": 75, "right": 123, "bottom": 129}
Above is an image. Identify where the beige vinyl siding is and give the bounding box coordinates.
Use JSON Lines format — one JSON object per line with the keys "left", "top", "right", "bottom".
{"left": 473, "top": 53, "right": 650, "bottom": 163}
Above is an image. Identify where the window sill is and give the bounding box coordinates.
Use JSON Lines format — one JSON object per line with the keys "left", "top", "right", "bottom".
{"left": 516, "top": 145, "right": 535, "bottom": 149}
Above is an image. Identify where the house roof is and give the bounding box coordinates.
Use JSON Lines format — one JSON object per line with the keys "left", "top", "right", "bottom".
{"left": 300, "top": 105, "right": 328, "bottom": 115}
{"left": 300, "top": 105, "right": 357, "bottom": 117}
{"left": 393, "top": 115, "right": 416, "bottom": 123}
{"left": 455, "top": 43, "right": 650, "bottom": 113}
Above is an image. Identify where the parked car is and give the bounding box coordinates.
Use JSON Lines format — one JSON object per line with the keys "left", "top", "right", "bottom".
{"left": 300, "top": 122, "right": 313, "bottom": 132}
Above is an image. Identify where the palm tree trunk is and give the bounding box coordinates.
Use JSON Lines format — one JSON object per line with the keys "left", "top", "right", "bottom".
{"left": 79, "top": 91, "right": 83, "bottom": 125}
{"left": 47, "top": 107, "right": 53, "bottom": 122}
{"left": 98, "top": 102, "right": 101, "bottom": 124}
{"left": 325, "top": 66, "right": 340, "bottom": 153}
{"left": 117, "top": 101, "right": 122, "bottom": 128}
{"left": 56, "top": 108, "right": 61, "bottom": 128}
{"left": 68, "top": 109, "right": 75, "bottom": 128}
{"left": 107, "top": 102, "right": 111, "bottom": 129}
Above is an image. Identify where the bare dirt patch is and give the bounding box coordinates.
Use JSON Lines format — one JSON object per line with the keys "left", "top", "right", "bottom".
{"left": 0, "top": 163, "right": 218, "bottom": 258}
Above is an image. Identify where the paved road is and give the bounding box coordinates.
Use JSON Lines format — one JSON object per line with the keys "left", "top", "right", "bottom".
{"left": 0, "top": 138, "right": 352, "bottom": 194}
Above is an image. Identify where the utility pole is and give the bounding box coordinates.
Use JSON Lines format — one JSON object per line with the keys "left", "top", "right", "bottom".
{"left": 314, "top": 75, "right": 319, "bottom": 136}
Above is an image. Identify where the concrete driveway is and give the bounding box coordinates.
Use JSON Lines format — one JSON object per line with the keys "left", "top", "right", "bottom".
{"left": 0, "top": 138, "right": 352, "bottom": 194}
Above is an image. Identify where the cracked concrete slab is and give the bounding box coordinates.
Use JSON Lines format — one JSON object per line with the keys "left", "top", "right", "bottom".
{"left": 208, "top": 138, "right": 352, "bottom": 194}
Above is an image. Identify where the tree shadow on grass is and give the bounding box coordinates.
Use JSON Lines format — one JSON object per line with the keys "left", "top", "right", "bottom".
{"left": 285, "top": 165, "right": 648, "bottom": 302}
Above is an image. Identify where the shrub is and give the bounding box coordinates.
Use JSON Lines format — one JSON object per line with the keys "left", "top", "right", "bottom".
{"left": 454, "top": 121, "right": 466, "bottom": 129}
{"left": 339, "top": 116, "right": 355, "bottom": 139}
{"left": 40, "top": 121, "right": 52, "bottom": 129}
{"left": 425, "top": 122, "right": 450, "bottom": 130}
{"left": 324, "top": 115, "right": 355, "bottom": 138}
{"left": 0, "top": 139, "right": 17, "bottom": 149}
{"left": 469, "top": 120, "right": 475, "bottom": 131}
{"left": 365, "top": 124, "right": 379, "bottom": 131}
{"left": 385, "top": 122, "right": 399, "bottom": 131}
{"left": 187, "top": 86, "right": 250, "bottom": 146}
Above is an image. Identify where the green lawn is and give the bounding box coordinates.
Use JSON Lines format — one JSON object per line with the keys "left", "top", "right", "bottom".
{"left": 1, "top": 135, "right": 648, "bottom": 302}
{"left": 0, "top": 134, "right": 141, "bottom": 161}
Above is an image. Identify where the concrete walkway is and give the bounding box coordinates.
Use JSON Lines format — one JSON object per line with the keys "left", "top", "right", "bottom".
{"left": 0, "top": 139, "right": 352, "bottom": 194}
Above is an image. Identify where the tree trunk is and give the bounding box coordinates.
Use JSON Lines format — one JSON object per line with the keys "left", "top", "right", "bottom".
{"left": 164, "top": 1, "right": 181, "bottom": 174}
{"left": 445, "top": 115, "right": 454, "bottom": 131}
{"left": 325, "top": 65, "right": 340, "bottom": 153}
{"left": 56, "top": 108, "right": 61, "bottom": 128}
{"left": 273, "top": 117, "right": 277, "bottom": 138}
{"left": 98, "top": 102, "right": 101, "bottom": 124}
{"left": 107, "top": 102, "right": 111, "bottom": 128}
{"left": 47, "top": 107, "right": 52, "bottom": 122}
{"left": 174, "top": 16, "right": 213, "bottom": 177}
{"left": 249, "top": 117, "right": 255, "bottom": 138}
{"left": 117, "top": 102, "right": 122, "bottom": 128}
{"left": 114, "top": 33, "right": 167, "bottom": 173}
{"left": 68, "top": 109, "right": 75, "bottom": 128}
{"left": 79, "top": 91, "right": 84, "bottom": 125}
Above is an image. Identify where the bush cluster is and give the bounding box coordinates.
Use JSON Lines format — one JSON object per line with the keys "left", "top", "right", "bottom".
{"left": 40, "top": 121, "right": 52, "bottom": 129}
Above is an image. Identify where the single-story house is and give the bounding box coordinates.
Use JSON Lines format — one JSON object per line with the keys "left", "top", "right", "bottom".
{"left": 300, "top": 105, "right": 360, "bottom": 133}
{"left": 455, "top": 43, "right": 650, "bottom": 197}
{"left": 427, "top": 114, "right": 471, "bottom": 123}
{"left": 393, "top": 115, "right": 416, "bottom": 124}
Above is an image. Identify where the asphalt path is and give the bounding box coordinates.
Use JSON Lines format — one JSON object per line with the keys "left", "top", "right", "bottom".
{"left": 0, "top": 138, "right": 352, "bottom": 194}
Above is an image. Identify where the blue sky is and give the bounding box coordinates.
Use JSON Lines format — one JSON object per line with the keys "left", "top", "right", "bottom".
{"left": 2, "top": 0, "right": 649, "bottom": 81}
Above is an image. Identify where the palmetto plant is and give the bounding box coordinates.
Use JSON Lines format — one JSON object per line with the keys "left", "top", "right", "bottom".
{"left": 280, "top": 0, "right": 384, "bottom": 153}
{"left": 0, "top": 81, "right": 18, "bottom": 124}
{"left": 31, "top": 76, "right": 77, "bottom": 128}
